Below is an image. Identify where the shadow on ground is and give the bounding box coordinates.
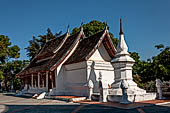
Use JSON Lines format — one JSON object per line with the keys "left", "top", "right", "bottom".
{"left": 3, "top": 93, "right": 33, "bottom": 98}
{"left": 1, "top": 104, "right": 170, "bottom": 113}
{"left": 1, "top": 104, "right": 137, "bottom": 113}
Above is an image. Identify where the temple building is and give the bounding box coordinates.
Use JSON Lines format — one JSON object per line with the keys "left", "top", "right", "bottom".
{"left": 17, "top": 19, "right": 156, "bottom": 102}
{"left": 17, "top": 24, "right": 117, "bottom": 96}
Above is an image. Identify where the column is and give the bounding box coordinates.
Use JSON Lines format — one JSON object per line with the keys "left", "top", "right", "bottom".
{"left": 46, "top": 71, "right": 49, "bottom": 91}
{"left": 51, "top": 74, "right": 54, "bottom": 89}
{"left": 31, "top": 74, "right": 33, "bottom": 88}
{"left": 55, "top": 69, "right": 57, "bottom": 89}
{"left": 35, "top": 78, "right": 37, "bottom": 88}
{"left": 42, "top": 79, "right": 44, "bottom": 88}
{"left": 38, "top": 72, "right": 40, "bottom": 89}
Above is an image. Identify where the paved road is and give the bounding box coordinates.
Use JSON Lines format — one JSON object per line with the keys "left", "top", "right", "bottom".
{"left": 0, "top": 93, "right": 170, "bottom": 113}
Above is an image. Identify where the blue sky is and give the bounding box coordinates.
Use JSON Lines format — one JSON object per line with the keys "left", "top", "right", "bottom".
{"left": 0, "top": 0, "right": 170, "bottom": 60}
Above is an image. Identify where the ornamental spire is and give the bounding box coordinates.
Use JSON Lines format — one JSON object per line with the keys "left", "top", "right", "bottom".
{"left": 67, "top": 25, "right": 69, "bottom": 33}
{"left": 80, "top": 21, "right": 84, "bottom": 31}
{"left": 119, "top": 18, "right": 124, "bottom": 35}
{"left": 116, "top": 18, "right": 129, "bottom": 55}
{"left": 104, "top": 21, "right": 108, "bottom": 30}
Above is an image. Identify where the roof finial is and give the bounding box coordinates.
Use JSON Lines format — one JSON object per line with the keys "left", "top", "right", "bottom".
{"left": 120, "top": 18, "right": 124, "bottom": 35}
{"left": 104, "top": 21, "right": 108, "bottom": 30}
{"left": 39, "top": 41, "right": 41, "bottom": 50}
{"left": 80, "top": 21, "right": 84, "bottom": 31}
{"left": 45, "top": 35, "right": 48, "bottom": 42}
{"left": 81, "top": 21, "right": 84, "bottom": 26}
{"left": 67, "top": 25, "right": 69, "bottom": 33}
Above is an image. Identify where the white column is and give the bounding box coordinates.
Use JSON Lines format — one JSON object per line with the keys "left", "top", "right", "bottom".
{"left": 42, "top": 74, "right": 44, "bottom": 88}
{"left": 42, "top": 79, "right": 44, "bottom": 88}
{"left": 38, "top": 73, "right": 40, "bottom": 89}
{"left": 35, "top": 79, "right": 37, "bottom": 88}
{"left": 46, "top": 71, "right": 49, "bottom": 91}
{"left": 31, "top": 74, "right": 33, "bottom": 88}
{"left": 55, "top": 69, "right": 57, "bottom": 89}
{"left": 51, "top": 74, "right": 54, "bottom": 89}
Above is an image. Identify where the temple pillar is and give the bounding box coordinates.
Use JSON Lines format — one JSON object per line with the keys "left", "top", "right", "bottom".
{"left": 46, "top": 71, "right": 49, "bottom": 91}
{"left": 55, "top": 69, "right": 57, "bottom": 89}
{"left": 31, "top": 74, "right": 33, "bottom": 88}
{"left": 42, "top": 79, "right": 44, "bottom": 88}
{"left": 34, "top": 76, "right": 37, "bottom": 88}
{"left": 51, "top": 74, "right": 54, "bottom": 89}
{"left": 38, "top": 72, "right": 40, "bottom": 89}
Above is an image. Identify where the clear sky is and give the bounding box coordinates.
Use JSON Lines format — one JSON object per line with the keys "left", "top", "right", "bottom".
{"left": 0, "top": 0, "right": 170, "bottom": 61}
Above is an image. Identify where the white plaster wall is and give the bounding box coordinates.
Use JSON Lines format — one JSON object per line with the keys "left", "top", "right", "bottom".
{"left": 53, "top": 39, "right": 81, "bottom": 95}
{"left": 54, "top": 60, "right": 114, "bottom": 96}
{"left": 55, "top": 66, "right": 66, "bottom": 90}
{"left": 64, "top": 62, "right": 88, "bottom": 96}
{"left": 66, "top": 69, "right": 87, "bottom": 83}
{"left": 89, "top": 43, "right": 112, "bottom": 62}
{"left": 89, "top": 49, "right": 105, "bottom": 61}
{"left": 87, "top": 61, "right": 114, "bottom": 93}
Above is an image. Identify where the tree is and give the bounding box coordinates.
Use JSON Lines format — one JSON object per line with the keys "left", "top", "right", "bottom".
{"left": 71, "top": 20, "right": 118, "bottom": 47}
{"left": 130, "top": 52, "right": 140, "bottom": 75}
{"left": 3, "top": 60, "right": 29, "bottom": 90}
{"left": 0, "top": 35, "right": 20, "bottom": 63}
{"left": 130, "top": 44, "right": 170, "bottom": 85}
{"left": 25, "top": 28, "right": 62, "bottom": 59}
{"left": 152, "top": 44, "right": 170, "bottom": 81}
{"left": 0, "top": 35, "right": 20, "bottom": 91}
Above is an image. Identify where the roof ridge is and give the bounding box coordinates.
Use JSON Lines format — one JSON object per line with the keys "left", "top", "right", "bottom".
{"left": 85, "top": 29, "right": 107, "bottom": 60}
{"left": 50, "top": 29, "right": 84, "bottom": 71}
{"left": 64, "top": 29, "right": 107, "bottom": 64}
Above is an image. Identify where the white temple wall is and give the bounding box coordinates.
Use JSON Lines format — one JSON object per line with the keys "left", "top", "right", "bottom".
{"left": 89, "top": 43, "right": 112, "bottom": 62}
{"left": 52, "top": 40, "right": 81, "bottom": 95}
{"left": 87, "top": 61, "right": 114, "bottom": 93}
{"left": 64, "top": 62, "right": 88, "bottom": 96}
{"left": 89, "top": 49, "right": 105, "bottom": 61}
{"left": 63, "top": 60, "right": 114, "bottom": 96}
{"left": 55, "top": 65, "right": 67, "bottom": 90}
{"left": 87, "top": 44, "right": 115, "bottom": 93}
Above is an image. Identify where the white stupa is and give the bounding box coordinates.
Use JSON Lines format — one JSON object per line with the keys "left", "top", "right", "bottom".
{"left": 108, "top": 18, "right": 156, "bottom": 102}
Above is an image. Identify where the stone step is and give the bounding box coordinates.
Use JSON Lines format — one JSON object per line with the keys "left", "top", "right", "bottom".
{"left": 50, "top": 96, "right": 86, "bottom": 102}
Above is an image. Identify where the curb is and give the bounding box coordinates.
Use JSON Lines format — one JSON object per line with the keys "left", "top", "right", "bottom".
{"left": 156, "top": 101, "right": 170, "bottom": 105}
{"left": 98, "top": 103, "right": 154, "bottom": 110}
{"left": 53, "top": 97, "right": 86, "bottom": 102}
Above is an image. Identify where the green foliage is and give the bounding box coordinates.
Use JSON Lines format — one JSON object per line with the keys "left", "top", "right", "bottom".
{"left": 25, "top": 28, "right": 62, "bottom": 59}
{"left": 0, "top": 35, "right": 20, "bottom": 63}
{"left": 0, "top": 70, "right": 3, "bottom": 79}
{"left": 152, "top": 45, "right": 170, "bottom": 81}
{"left": 0, "top": 35, "right": 23, "bottom": 91}
{"left": 0, "top": 60, "right": 28, "bottom": 90}
{"left": 143, "top": 81, "right": 156, "bottom": 92}
{"left": 131, "top": 44, "right": 170, "bottom": 85}
{"left": 71, "top": 20, "right": 119, "bottom": 47}
{"left": 155, "top": 44, "right": 164, "bottom": 50}
{"left": 130, "top": 52, "right": 141, "bottom": 75}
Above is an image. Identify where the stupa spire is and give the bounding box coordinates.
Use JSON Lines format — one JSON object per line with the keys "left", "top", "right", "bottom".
{"left": 116, "top": 18, "right": 129, "bottom": 55}
{"left": 119, "top": 18, "right": 124, "bottom": 35}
